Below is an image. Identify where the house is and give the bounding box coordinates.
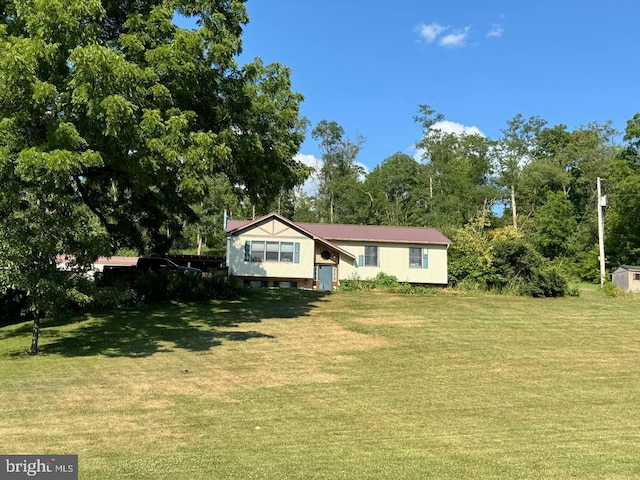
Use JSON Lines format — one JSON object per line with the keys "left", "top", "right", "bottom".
{"left": 225, "top": 213, "right": 451, "bottom": 290}
{"left": 611, "top": 265, "right": 640, "bottom": 293}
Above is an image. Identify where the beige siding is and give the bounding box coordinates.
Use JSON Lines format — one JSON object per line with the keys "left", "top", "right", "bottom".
{"left": 629, "top": 272, "right": 640, "bottom": 293}
{"left": 227, "top": 219, "right": 315, "bottom": 279}
{"left": 334, "top": 241, "right": 448, "bottom": 285}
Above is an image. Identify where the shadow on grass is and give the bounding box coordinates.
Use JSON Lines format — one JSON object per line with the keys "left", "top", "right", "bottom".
{"left": 34, "top": 289, "right": 330, "bottom": 358}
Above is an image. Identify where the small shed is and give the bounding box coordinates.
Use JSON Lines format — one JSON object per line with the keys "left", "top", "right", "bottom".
{"left": 611, "top": 265, "right": 640, "bottom": 293}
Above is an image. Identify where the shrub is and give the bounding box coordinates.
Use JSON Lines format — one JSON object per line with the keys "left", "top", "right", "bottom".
{"left": 490, "top": 237, "right": 569, "bottom": 298}
{"left": 602, "top": 280, "right": 630, "bottom": 298}
{"left": 340, "top": 276, "right": 374, "bottom": 292}
{"left": 372, "top": 272, "right": 400, "bottom": 288}
{"left": 449, "top": 224, "right": 572, "bottom": 298}
{"left": 133, "top": 271, "right": 236, "bottom": 303}
{"left": 339, "top": 273, "right": 438, "bottom": 295}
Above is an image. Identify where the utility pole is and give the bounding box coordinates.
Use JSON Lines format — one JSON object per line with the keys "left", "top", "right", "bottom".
{"left": 597, "top": 177, "right": 607, "bottom": 287}
{"left": 511, "top": 185, "right": 518, "bottom": 230}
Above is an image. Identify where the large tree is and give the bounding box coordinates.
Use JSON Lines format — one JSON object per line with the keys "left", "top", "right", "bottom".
{"left": 0, "top": 0, "right": 308, "bottom": 352}
{"left": 311, "top": 120, "right": 365, "bottom": 224}
{"left": 362, "top": 152, "right": 422, "bottom": 226}
{"left": 495, "top": 114, "right": 547, "bottom": 229}
{"left": 606, "top": 114, "right": 640, "bottom": 266}
{"left": 414, "top": 105, "right": 499, "bottom": 229}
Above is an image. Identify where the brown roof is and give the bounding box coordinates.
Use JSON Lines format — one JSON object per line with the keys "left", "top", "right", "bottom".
{"left": 226, "top": 213, "right": 451, "bottom": 245}
{"left": 95, "top": 256, "right": 138, "bottom": 266}
{"left": 298, "top": 222, "right": 450, "bottom": 245}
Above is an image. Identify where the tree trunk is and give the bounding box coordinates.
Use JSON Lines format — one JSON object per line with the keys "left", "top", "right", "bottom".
{"left": 30, "top": 315, "right": 41, "bottom": 355}
{"left": 197, "top": 230, "right": 203, "bottom": 256}
{"left": 511, "top": 185, "right": 518, "bottom": 230}
{"left": 330, "top": 197, "right": 334, "bottom": 224}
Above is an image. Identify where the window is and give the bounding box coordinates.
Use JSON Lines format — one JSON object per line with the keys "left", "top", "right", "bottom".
{"left": 245, "top": 240, "right": 300, "bottom": 263}
{"left": 409, "top": 247, "right": 422, "bottom": 268}
{"left": 409, "top": 247, "right": 429, "bottom": 269}
{"left": 364, "top": 246, "right": 378, "bottom": 267}
{"left": 266, "top": 241, "right": 279, "bottom": 261}
{"left": 634, "top": 273, "right": 640, "bottom": 281}
{"left": 251, "top": 241, "right": 265, "bottom": 262}
{"left": 280, "top": 242, "right": 294, "bottom": 262}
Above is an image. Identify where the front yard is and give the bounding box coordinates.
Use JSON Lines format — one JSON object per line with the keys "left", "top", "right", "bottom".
{"left": 1, "top": 288, "right": 639, "bottom": 479}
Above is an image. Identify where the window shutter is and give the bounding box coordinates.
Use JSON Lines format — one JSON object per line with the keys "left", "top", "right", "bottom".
{"left": 358, "top": 255, "right": 364, "bottom": 267}
{"left": 244, "top": 241, "right": 251, "bottom": 261}
{"left": 294, "top": 242, "right": 300, "bottom": 263}
{"left": 423, "top": 252, "right": 429, "bottom": 269}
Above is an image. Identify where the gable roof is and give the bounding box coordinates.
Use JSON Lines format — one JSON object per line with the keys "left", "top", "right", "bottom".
{"left": 226, "top": 213, "right": 451, "bottom": 246}
{"left": 226, "top": 213, "right": 313, "bottom": 239}
{"left": 614, "top": 265, "right": 640, "bottom": 273}
{"left": 226, "top": 213, "right": 356, "bottom": 259}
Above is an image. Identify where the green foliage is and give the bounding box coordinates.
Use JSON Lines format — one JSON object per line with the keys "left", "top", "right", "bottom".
{"left": 414, "top": 107, "right": 499, "bottom": 229}
{"left": 448, "top": 219, "right": 495, "bottom": 288}
{"left": 606, "top": 156, "right": 640, "bottom": 266}
{"left": 311, "top": 120, "right": 366, "bottom": 224}
{"left": 532, "top": 191, "right": 577, "bottom": 259}
{"left": 602, "top": 280, "right": 630, "bottom": 298}
{"left": 449, "top": 223, "right": 570, "bottom": 297}
{"left": 362, "top": 152, "right": 422, "bottom": 226}
{"left": 340, "top": 272, "right": 438, "bottom": 295}
{"left": 133, "top": 271, "right": 236, "bottom": 303}
{"left": 0, "top": 0, "right": 307, "bottom": 351}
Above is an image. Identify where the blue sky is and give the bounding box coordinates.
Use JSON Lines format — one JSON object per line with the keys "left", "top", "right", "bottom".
{"left": 180, "top": 1, "right": 639, "bottom": 174}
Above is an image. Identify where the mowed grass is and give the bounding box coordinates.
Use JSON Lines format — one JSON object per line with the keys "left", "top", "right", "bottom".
{"left": 1, "top": 288, "right": 640, "bottom": 479}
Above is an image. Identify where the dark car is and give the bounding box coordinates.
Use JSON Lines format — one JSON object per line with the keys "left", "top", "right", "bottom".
{"left": 136, "top": 257, "right": 202, "bottom": 275}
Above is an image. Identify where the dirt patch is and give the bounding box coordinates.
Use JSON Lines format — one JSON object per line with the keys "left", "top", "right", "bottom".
{"left": 51, "top": 317, "right": 390, "bottom": 408}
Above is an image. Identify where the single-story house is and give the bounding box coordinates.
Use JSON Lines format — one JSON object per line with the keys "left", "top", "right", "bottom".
{"left": 611, "top": 265, "right": 640, "bottom": 293}
{"left": 225, "top": 213, "right": 451, "bottom": 290}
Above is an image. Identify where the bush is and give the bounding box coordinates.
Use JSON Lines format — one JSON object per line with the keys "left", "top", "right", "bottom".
{"left": 372, "top": 272, "right": 400, "bottom": 288}
{"left": 339, "top": 273, "right": 438, "bottom": 295}
{"left": 490, "top": 237, "right": 569, "bottom": 298}
{"left": 602, "top": 280, "right": 630, "bottom": 298}
{"left": 133, "top": 271, "right": 236, "bottom": 303}
{"left": 449, "top": 224, "right": 572, "bottom": 298}
{"left": 340, "top": 278, "right": 373, "bottom": 292}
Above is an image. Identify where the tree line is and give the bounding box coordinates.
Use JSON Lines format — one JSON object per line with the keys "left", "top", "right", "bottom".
{"left": 2, "top": 1, "right": 639, "bottom": 352}
{"left": 190, "top": 106, "right": 640, "bottom": 290}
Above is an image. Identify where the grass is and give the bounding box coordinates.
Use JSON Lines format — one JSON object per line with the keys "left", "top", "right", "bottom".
{"left": 1, "top": 287, "right": 640, "bottom": 479}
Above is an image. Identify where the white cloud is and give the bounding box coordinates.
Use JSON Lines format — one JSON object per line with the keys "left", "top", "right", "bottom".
{"left": 355, "top": 161, "right": 369, "bottom": 182}
{"left": 295, "top": 153, "right": 321, "bottom": 170}
{"left": 487, "top": 24, "right": 504, "bottom": 38}
{"left": 438, "top": 26, "right": 471, "bottom": 47}
{"left": 412, "top": 147, "right": 427, "bottom": 162}
{"left": 410, "top": 121, "right": 485, "bottom": 162}
{"left": 294, "top": 153, "right": 321, "bottom": 196}
{"left": 294, "top": 154, "right": 369, "bottom": 194}
{"left": 431, "top": 120, "right": 485, "bottom": 137}
{"left": 417, "top": 22, "right": 448, "bottom": 43}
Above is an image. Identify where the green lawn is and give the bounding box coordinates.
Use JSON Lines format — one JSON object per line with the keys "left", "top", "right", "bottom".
{"left": 1, "top": 288, "right": 640, "bottom": 479}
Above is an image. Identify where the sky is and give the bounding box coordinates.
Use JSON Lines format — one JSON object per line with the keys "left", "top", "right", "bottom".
{"left": 179, "top": 1, "right": 639, "bottom": 178}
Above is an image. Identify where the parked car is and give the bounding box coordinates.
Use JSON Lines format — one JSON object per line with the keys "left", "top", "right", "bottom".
{"left": 136, "top": 257, "right": 202, "bottom": 275}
